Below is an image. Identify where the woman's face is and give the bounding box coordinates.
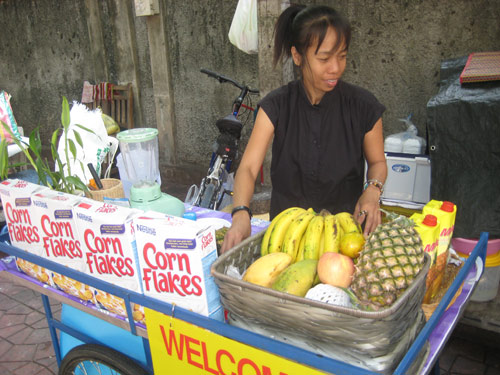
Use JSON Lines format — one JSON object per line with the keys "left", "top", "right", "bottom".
{"left": 292, "top": 27, "right": 347, "bottom": 105}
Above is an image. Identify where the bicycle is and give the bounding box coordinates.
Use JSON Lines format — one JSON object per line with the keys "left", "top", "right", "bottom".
{"left": 185, "top": 69, "right": 259, "bottom": 210}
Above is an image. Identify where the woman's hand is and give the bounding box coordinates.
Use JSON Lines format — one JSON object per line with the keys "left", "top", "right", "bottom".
{"left": 354, "top": 187, "right": 381, "bottom": 237}
{"left": 220, "top": 211, "right": 252, "bottom": 254}
{"left": 358, "top": 118, "right": 387, "bottom": 237}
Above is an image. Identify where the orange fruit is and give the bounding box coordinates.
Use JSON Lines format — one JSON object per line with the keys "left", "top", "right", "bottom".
{"left": 340, "top": 232, "right": 365, "bottom": 258}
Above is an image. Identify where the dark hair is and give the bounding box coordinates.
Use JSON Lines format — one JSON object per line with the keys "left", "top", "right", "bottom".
{"left": 273, "top": 4, "right": 351, "bottom": 67}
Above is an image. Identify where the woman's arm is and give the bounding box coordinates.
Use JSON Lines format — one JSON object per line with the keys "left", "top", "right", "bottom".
{"left": 220, "top": 108, "right": 275, "bottom": 253}
{"left": 355, "top": 118, "right": 387, "bottom": 236}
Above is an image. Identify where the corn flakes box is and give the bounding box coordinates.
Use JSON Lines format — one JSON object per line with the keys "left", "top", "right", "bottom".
{"left": 74, "top": 199, "right": 144, "bottom": 294}
{"left": 51, "top": 272, "right": 96, "bottom": 303}
{"left": 93, "top": 289, "right": 145, "bottom": 324}
{"left": 30, "top": 189, "right": 85, "bottom": 269}
{"left": 134, "top": 212, "right": 224, "bottom": 321}
{"left": 0, "top": 179, "right": 48, "bottom": 253}
{"left": 15, "top": 258, "right": 51, "bottom": 285}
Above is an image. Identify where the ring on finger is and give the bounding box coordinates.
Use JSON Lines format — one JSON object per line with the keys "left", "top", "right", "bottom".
{"left": 358, "top": 210, "right": 368, "bottom": 217}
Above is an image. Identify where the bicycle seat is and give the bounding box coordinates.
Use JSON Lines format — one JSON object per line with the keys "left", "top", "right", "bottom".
{"left": 216, "top": 114, "right": 243, "bottom": 139}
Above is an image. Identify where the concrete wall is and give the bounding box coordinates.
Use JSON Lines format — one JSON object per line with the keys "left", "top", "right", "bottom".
{"left": 1, "top": 0, "right": 499, "bottom": 188}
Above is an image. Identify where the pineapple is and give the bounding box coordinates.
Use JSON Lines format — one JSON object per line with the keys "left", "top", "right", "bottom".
{"left": 350, "top": 214, "right": 426, "bottom": 310}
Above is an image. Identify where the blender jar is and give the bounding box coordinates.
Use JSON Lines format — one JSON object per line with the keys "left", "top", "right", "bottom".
{"left": 116, "top": 128, "right": 160, "bottom": 187}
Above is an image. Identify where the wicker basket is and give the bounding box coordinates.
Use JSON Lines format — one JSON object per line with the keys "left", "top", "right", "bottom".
{"left": 211, "top": 230, "right": 430, "bottom": 374}
{"left": 85, "top": 178, "right": 125, "bottom": 202}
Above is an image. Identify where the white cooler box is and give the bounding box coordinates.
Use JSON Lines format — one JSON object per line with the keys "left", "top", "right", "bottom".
{"left": 381, "top": 153, "right": 431, "bottom": 203}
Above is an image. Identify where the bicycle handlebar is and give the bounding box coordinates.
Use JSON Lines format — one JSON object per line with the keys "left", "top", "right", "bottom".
{"left": 200, "top": 68, "right": 259, "bottom": 94}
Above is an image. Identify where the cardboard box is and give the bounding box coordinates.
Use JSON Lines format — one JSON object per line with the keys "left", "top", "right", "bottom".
{"left": 134, "top": 213, "right": 224, "bottom": 321}
{"left": 0, "top": 179, "right": 48, "bottom": 253}
{"left": 382, "top": 153, "right": 431, "bottom": 203}
{"left": 74, "top": 199, "right": 144, "bottom": 294}
{"left": 31, "top": 189, "right": 85, "bottom": 267}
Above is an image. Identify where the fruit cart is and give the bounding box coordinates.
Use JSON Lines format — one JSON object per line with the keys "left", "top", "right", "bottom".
{"left": 0, "top": 208, "right": 488, "bottom": 375}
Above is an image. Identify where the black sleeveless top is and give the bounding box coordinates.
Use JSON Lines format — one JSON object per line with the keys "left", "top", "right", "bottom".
{"left": 259, "top": 79, "right": 385, "bottom": 219}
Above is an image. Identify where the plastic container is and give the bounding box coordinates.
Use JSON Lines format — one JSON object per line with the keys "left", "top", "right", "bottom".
{"left": 383, "top": 153, "right": 431, "bottom": 203}
{"left": 451, "top": 237, "right": 500, "bottom": 256}
{"left": 384, "top": 136, "right": 403, "bottom": 153}
{"left": 454, "top": 239, "right": 500, "bottom": 302}
{"left": 383, "top": 115, "right": 426, "bottom": 154}
{"left": 403, "top": 137, "right": 425, "bottom": 154}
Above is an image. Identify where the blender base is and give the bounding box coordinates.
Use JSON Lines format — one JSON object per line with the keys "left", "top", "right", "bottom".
{"left": 129, "top": 183, "right": 185, "bottom": 217}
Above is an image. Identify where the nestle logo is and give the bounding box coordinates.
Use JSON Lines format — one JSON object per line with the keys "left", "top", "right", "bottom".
{"left": 137, "top": 224, "right": 156, "bottom": 235}
{"left": 33, "top": 200, "right": 48, "bottom": 208}
{"left": 76, "top": 213, "right": 93, "bottom": 222}
{"left": 392, "top": 164, "right": 411, "bottom": 173}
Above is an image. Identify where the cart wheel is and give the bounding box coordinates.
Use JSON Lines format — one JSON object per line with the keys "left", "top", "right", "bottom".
{"left": 58, "top": 344, "right": 148, "bottom": 375}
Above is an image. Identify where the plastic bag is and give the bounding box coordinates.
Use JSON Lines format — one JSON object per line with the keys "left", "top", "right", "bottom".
{"left": 228, "top": 0, "right": 258, "bottom": 54}
{"left": 56, "top": 102, "right": 118, "bottom": 184}
{"left": 384, "top": 114, "right": 426, "bottom": 154}
{"left": 0, "top": 91, "right": 22, "bottom": 144}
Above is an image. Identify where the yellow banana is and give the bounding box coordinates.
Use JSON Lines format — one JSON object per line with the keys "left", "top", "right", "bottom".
{"left": 267, "top": 207, "right": 306, "bottom": 254}
{"left": 281, "top": 211, "right": 315, "bottom": 261}
{"left": 323, "top": 214, "right": 341, "bottom": 254}
{"left": 303, "top": 215, "right": 324, "bottom": 260}
{"left": 319, "top": 208, "right": 332, "bottom": 216}
{"left": 242, "top": 252, "right": 293, "bottom": 288}
{"left": 335, "top": 212, "right": 362, "bottom": 234}
{"left": 295, "top": 234, "right": 306, "bottom": 262}
{"left": 338, "top": 224, "right": 344, "bottom": 240}
{"left": 319, "top": 228, "right": 325, "bottom": 257}
{"left": 261, "top": 207, "right": 303, "bottom": 256}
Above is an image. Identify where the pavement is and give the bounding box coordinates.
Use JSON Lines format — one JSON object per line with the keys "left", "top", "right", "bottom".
{"left": 0, "top": 274, "right": 499, "bottom": 375}
{"left": 0, "top": 181, "right": 499, "bottom": 375}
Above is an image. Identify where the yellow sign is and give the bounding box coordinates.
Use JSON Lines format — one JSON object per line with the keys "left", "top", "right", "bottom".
{"left": 145, "top": 308, "right": 328, "bottom": 375}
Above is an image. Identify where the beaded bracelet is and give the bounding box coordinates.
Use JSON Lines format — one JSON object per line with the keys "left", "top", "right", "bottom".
{"left": 363, "top": 178, "right": 384, "bottom": 194}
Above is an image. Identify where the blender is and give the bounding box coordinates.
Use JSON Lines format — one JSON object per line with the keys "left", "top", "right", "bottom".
{"left": 116, "top": 128, "right": 185, "bottom": 217}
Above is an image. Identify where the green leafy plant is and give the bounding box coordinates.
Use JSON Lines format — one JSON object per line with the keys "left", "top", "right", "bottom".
{"left": 0, "top": 96, "right": 92, "bottom": 194}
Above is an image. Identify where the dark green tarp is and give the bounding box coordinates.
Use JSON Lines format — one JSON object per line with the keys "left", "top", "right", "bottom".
{"left": 426, "top": 56, "right": 500, "bottom": 239}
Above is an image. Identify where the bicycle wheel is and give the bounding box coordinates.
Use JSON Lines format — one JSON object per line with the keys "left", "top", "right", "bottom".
{"left": 200, "top": 182, "right": 216, "bottom": 208}
{"left": 59, "top": 344, "right": 148, "bottom": 375}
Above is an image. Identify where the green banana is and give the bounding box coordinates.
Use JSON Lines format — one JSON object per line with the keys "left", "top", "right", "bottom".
{"left": 271, "top": 259, "right": 318, "bottom": 297}
{"left": 335, "top": 212, "right": 362, "bottom": 234}
{"left": 281, "top": 211, "right": 315, "bottom": 261}
{"left": 303, "top": 215, "right": 324, "bottom": 260}
{"left": 323, "top": 214, "right": 341, "bottom": 255}
{"left": 267, "top": 207, "right": 306, "bottom": 254}
{"left": 261, "top": 207, "right": 303, "bottom": 256}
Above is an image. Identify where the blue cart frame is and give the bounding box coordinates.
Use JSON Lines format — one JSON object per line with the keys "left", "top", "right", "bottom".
{"left": 0, "top": 231, "right": 489, "bottom": 375}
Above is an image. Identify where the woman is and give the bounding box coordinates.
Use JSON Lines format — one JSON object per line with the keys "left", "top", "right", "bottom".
{"left": 221, "top": 4, "right": 387, "bottom": 253}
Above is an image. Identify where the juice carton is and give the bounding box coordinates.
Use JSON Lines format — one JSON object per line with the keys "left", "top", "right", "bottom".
{"left": 423, "top": 200, "right": 457, "bottom": 296}
{"left": 0, "top": 179, "right": 48, "bottom": 253}
{"left": 411, "top": 213, "right": 440, "bottom": 303}
{"left": 134, "top": 212, "right": 224, "bottom": 321}
{"left": 74, "top": 199, "right": 144, "bottom": 315}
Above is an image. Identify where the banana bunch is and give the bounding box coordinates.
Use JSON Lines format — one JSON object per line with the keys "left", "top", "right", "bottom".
{"left": 260, "top": 207, "right": 363, "bottom": 262}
